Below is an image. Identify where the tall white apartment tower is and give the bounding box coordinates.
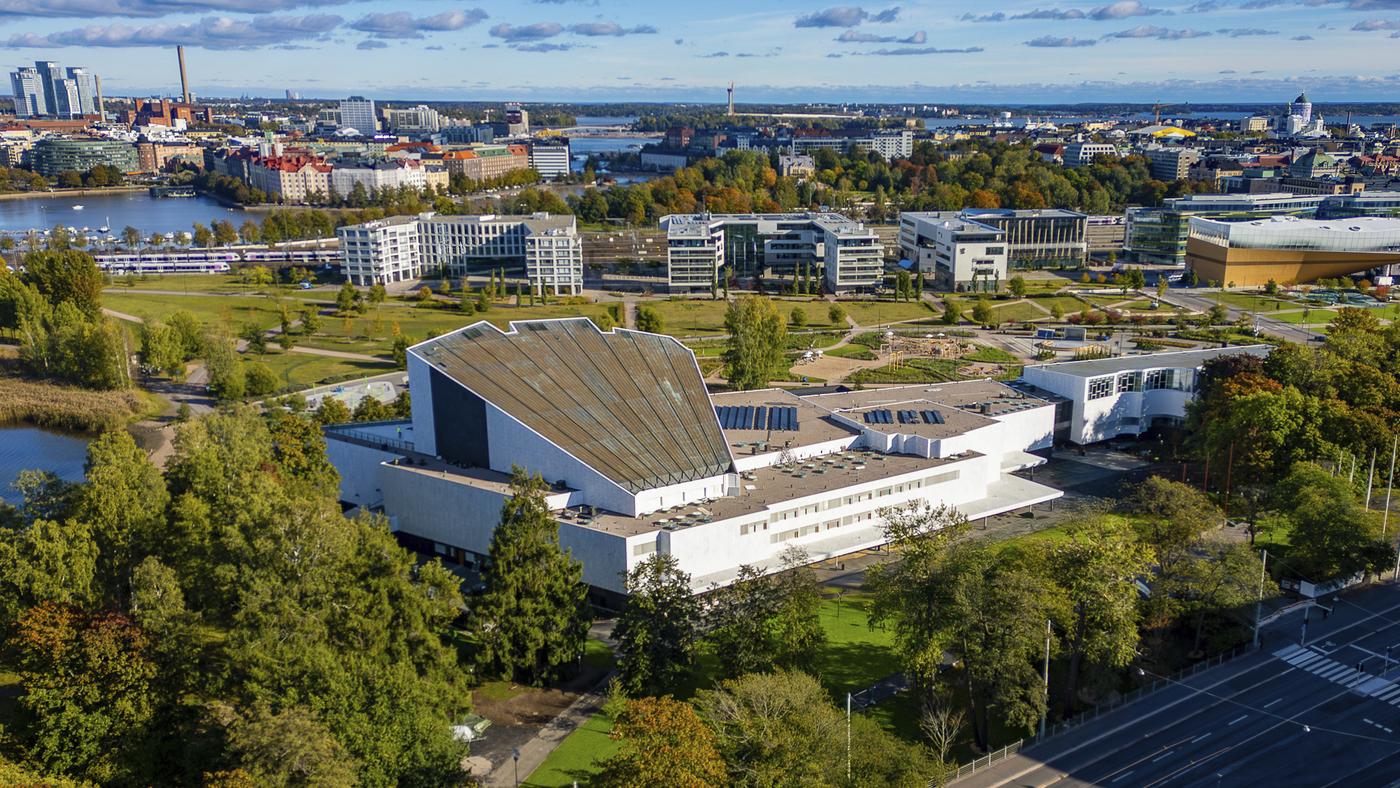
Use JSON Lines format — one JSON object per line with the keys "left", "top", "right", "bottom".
{"left": 339, "top": 96, "right": 379, "bottom": 136}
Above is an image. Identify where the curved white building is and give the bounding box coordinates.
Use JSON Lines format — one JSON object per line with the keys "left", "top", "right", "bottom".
{"left": 1020, "top": 346, "right": 1271, "bottom": 445}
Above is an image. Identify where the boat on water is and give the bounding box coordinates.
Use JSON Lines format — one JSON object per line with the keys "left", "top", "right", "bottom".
{"left": 72, "top": 205, "right": 84, "bottom": 210}
{"left": 98, "top": 217, "right": 110, "bottom": 233}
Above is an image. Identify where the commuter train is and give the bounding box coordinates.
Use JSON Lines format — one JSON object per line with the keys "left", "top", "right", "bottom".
{"left": 93, "top": 248, "right": 340, "bottom": 275}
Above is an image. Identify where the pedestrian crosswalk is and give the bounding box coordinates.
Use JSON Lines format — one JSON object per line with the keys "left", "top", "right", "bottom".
{"left": 1274, "top": 643, "right": 1400, "bottom": 706}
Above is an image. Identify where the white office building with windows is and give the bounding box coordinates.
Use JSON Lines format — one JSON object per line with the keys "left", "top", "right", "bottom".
{"left": 1019, "top": 346, "right": 1270, "bottom": 444}
{"left": 323, "top": 318, "right": 1062, "bottom": 602}
{"left": 898, "top": 213, "right": 1009, "bottom": 291}
{"left": 660, "top": 212, "right": 884, "bottom": 295}
{"left": 337, "top": 212, "right": 583, "bottom": 294}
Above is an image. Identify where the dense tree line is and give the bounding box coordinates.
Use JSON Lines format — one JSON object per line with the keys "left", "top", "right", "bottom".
{"left": 0, "top": 247, "right": 130, "bottom": 389}
{"left": 0, "top": 410, "right": 471, "bottom": 783}
{"left": 567, "top": 141, "right": 1210, "bottom": 228}
{"left": 868, "top": 488, "right": 1264, "bottom": 752}
{"left": 0, "top": 408, "right": 599, "bottom": 784}
{"left": 1187, "top": 313, "right": 1400, "bottom": 578}
{"left": 604, "top": 546, "right": 933, "bottom": 786}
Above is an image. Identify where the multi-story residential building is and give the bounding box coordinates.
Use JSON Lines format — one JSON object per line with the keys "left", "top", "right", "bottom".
{"left": 10, "top": 61, "right": 99, "bottom": 119}
{"left": 330, "top": 159, "right": 426, "bottom": 197}
{"left": 1146, "top": 147, "right": 1201, "bottom": 181}
{"left": 778, "top": 154, "right": 816, "bottom": 179}
{"left": 1062, "top": 142, "right": 1118, "bottom": 167}
{"left": 339, "top": 96, "right": 379, "bottom": 136}
{"left": 337, "top": 212, "right": 583, "bottom": 293}
{"left": 789, "top": 129, "right": 914, "bottom": 161}
{"left": 248, "top": 155, "right": 332, "bottom": 203}
{"left": 324, "top": 318, "right": 1062, "bottom": 602}
{"left": 660, "top": 212, "right": 884, "bottom": 295}
{"left": 135, "top": 141, "right": 203, "bottom": 173}
{"left": 897, "top": 213, "right": 1007, "bottom": 292}
{"left": 1020, "top": 346, "right": 1270, "bottom": 444}
{"left": 383, "top": 105, "right": 442, "bottom": 135}
{"left": 443, "top": 144, "right": 531, "bottom": 182}
{"left": 528, "top": 138, "right": 571, "bottom": 179}
{"left": 30, "top": 138, "right": 137, "bottom": 176}
{"left": 1124, "top": 192, "right": 1328, "bottom": 266}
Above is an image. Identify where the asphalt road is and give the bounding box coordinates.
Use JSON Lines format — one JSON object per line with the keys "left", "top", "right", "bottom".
{"left": 959, "top": 582, "right": 1400, "bottom": 788}
{"left": 1160, "top": 287, "right": 1324, "bottom": 345}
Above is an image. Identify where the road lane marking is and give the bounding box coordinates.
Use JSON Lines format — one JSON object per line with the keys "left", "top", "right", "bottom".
{"left": 1110, "top": 770, "right": 1135, "bottom": 783}
{"left": 1151, "top": 750, "right": 1175, "bottom": 763}
{"left": 1190, "top": 733, "right": 1212, "bottom": 743}
{"left": 1263, "top": 698, "right": 1283, "bottom": 708}
{"left": 1228, "top": 715, "right": 1248, "bottom": 726}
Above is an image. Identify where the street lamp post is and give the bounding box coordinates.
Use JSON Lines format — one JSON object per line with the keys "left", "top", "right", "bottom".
{"left": 1252, "top": 549, "right": 1269, "bottom": 649}
{"left": 1040, "top": 619, "right": 1051, "bottom": 739}
{"left": 512, "top": 748, "right": 520, "bottom": 788}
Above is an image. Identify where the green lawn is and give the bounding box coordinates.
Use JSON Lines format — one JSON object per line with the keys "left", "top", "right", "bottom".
{"left": 1079, "top": 294, "right": 1133, "bottom": 307}
{"left": 1266, "top": 309, "right": 1338, "bottom": 325}
{"left": 964, "top": 345, "right": 1019, "bottom": 364}
{"left": 826, "top": 344, "right": 877, "bottom": 360}
{"left": 650, "top": 298, "right": 841, "bottom": 335}
{"left": 1029, "top": 295, "right": 1090, "bottom": 315}
{"left": 838, "top": 299, "right": 937, "bottom": 327}
{"left": 525, "top": 590, "right": 901, "bottom": 786}
{"left": 253, "top": 351, "right": 396, "bottom": 392}
{"left": 988, "top": 301, "right": 1047, "bottom": 323}
{"left": 104, "top": 292, "right": 294, "bottom": 330}
{"left": 523, "top": 711, "right": 620, "bottom": 788}
{"left": 846, "top": 358, "right": 968, "bottom": 385}
{"left": 1209, "top": 292, "right": 1297, "bottom": 312}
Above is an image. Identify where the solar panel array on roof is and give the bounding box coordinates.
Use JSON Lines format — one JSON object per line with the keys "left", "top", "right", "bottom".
{"left": 862, "top": 409, "right": 893, "bottom": 424}
{"left": 415, "top": 318, "right": 733, "bottom": 493}
{"left": 715, "top": 405, "right": 798, "bottom": 431}
{"left": 920, "top": 410, "right": 944, "bottom": 424}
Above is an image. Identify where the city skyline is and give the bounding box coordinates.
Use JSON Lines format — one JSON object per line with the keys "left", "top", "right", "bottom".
{"left": 0, "top": 1, "right": 1395, "bottom": 102}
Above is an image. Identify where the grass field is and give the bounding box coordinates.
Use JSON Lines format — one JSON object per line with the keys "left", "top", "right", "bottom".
{"left": 964, "top": 345, "right": 1019, "bottom": 364}
{"left": 650, "top": 298, "right": 842, "bottom": 335}
{"left": 103, "top": 292, "right": 295, "bottom": 330}
{"left": 254, "top": 351, "right": 396, "bottom": 392}
{"left": 825, "top": 344, "right": 877, "bottom": 360}
{"left": 107, "top": 273, "right": 329, "bottom": 294}
{"left": 1266, "top": 308, "right": 1338, "bottom": 325}
{"left": 839, "top": 299, "right": 937, "bottom": 327}
{"left": 524, "top": 590, "right": 901, "bottom": 786}
{"left": 1028, "top": 295, "right": 1090, "bottom": 315}
{"left": 1209, "top": 292, "right": 1297, "bottom": 312}
{"left": 847, "top": 358, "right": 969, "bottom": 385}
{"left": 987, "top": 301, "right": 1047, "bottom": 323}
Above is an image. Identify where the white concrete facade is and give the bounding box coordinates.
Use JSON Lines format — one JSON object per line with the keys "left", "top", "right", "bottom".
{"left": 898, "top": 213, "right": 1009, "bottom": 292}
{"left": 1020, "top": 346, "right": 1270, "bottom": 444}
{"left": 327, "top": 327, "right": 1063, "bottom": 598}
{"left": 337, "top": 212, "right": 582, "bottom": 293}
{"left": 661, "top": 212, "right": 884, "bottom": 294}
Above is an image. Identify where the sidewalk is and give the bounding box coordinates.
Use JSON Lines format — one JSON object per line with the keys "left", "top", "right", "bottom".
{"left": 487, "top": 672, "right": 615, "bottom": 787}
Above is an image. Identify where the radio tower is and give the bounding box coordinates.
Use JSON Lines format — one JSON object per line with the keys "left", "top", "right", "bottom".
{"left": 727, "top": 82, "right": 734, "bottom": 116}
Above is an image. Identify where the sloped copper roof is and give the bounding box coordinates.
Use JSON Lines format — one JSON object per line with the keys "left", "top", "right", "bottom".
{"left": 414, "top": 318, "right": 734, "bottom": 493}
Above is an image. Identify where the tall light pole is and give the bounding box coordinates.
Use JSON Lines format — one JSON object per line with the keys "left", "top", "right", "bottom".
{"left": 1366, "top": 448, "right": 1378, "bottom": 509}
{"left": 1383, "top": 434, "right": 1397, "bottom": 539}
{"left": 1252, "top": 549, "right": 1269, "bottom": 649}
{"left": 1040, "top": 619, "right": 1052, "bottom": 739}
{"left": 846, "top": 692, "right": 852, "bottom": 782}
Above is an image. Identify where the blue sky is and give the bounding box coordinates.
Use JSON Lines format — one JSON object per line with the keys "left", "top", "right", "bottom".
{"left": 1, "top": 1, "right": 1397, "bottom": 102}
